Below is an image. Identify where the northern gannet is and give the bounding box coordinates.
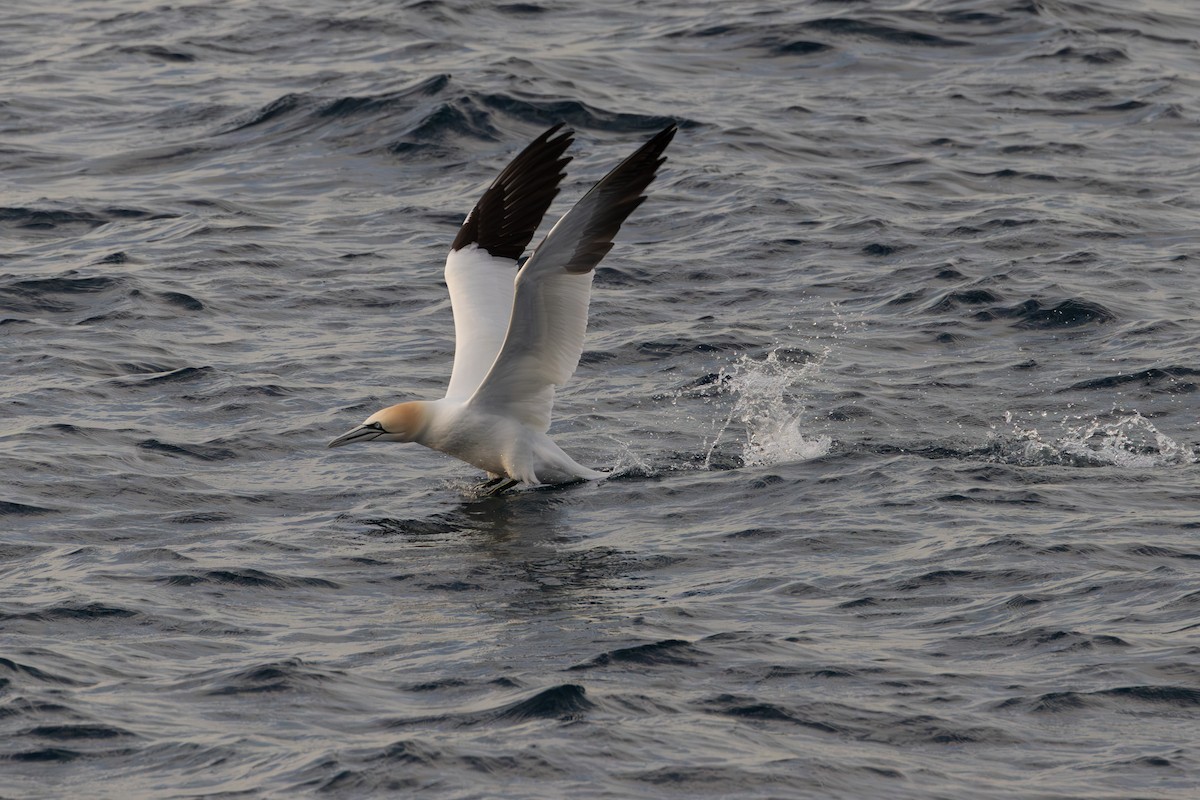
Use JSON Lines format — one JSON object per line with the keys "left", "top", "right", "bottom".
{"left": 328, "top": 123, "right": 676, "bottom": 494}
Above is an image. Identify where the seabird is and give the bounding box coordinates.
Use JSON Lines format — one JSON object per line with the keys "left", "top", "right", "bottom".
{"left": 328, "top": 123, "right": 676, "bottom": 494}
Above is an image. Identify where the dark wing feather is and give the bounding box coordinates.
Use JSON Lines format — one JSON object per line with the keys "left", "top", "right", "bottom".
{"left": 536, "top": 124, "right": 676, "bottom": 275}
{"left": 450, "top": 124, "right": 574, "bottom": 260}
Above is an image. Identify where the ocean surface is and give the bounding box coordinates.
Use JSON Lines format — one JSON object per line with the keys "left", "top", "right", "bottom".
{"left": 3, "top": 1, "right": 1199, "bottom": 797}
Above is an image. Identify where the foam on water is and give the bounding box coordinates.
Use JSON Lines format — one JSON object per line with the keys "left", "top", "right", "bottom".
{"left": 992, "top": 409, "right": 1198, "bottom": 468}
{"left": 604, "top": 436, "right": 658, "bottom": 479}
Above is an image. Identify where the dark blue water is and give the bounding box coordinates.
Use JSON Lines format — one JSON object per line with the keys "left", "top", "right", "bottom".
{"left": 3, "top": 1, "right": 1199, "bottom": 797}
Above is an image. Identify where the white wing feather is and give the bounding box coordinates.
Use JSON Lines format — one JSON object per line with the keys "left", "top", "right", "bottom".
{"left": 469, "top": 253, "right": 595, "bottom": 431}
{"left": 443, "top": 245, "right": 517, "bottom": 400}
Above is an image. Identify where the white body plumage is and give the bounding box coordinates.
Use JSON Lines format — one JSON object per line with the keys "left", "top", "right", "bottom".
{"left": 418, "top": 399, "right": 606, "bottom": 485}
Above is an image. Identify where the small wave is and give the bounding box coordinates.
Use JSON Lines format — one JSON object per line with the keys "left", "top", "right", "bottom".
{"left": 202, "top": 658, "right": 339, "bottom": 696}
{"left": 219, "top": 93, "right": 312, "bottom": 134}
{"left": 118, "top": 44, "right": 196, "bottom": 62}
{"left": 974, "top": 298, "right": 1116, "bottom": 328}
{"left": 0, "top": 500, "right": 57, "bottom": 516}
{"left": 659, "top": 14, "right": 967, "bottom": 58}
{"left": 317, "top": 75, "right": 451, "bottom": 119}
{"left": 570, "top": 639, "right": 701, "bottom": 670}
{"left": 1001, "top": 685, "right": 1200, "bottom": 714}
{"left": 772, "top": 40, "right": 832, "bottom": 56}
{"left": 0, "top": 205, "right": 173, "bottom": 236}
{"left": 216, "top": 76, "right": 687, "bottom": 159}
{"left": 479, "top": 94, "right": 683, "bottom": 133}
{"left": 159, "top": 569, "right": 339, "bottom": 590}
{"left": 800, "top": 17, "right": 968, "bottom": 48}
{"left": 157, "top": 291, "right": 205, "bottom": 311}
{"left": 942, "top": 628, "right": 1130, "bottom": 655}
{"left": 132, "top": 366, "right": 213, "bottom": 385}
{"left": 990, "top": 410, "right": 1197, "bottom": 468}
{"left": 24, "top": 724, "right": 138, "bottom": 741}
{"left": 164, "top": 511, "right": 234, "bottom": 524}
{"left": 1026, "top": 46, "right": 1129, "bottom": 64}
{"left": 923, "top": 288, "right": 1002, "bottom": 312}
{"left": 0, "top": 657, "right": 89, "bottom": 686}
{"left": 216, "top": 75, "right": 458, "bottom": 148}
{"left": 700, "top": 693, "right": 1014, "bottom": 744}
{"left": 1066, "top": 366, "right": 1200, "bottom": 394}
{"left": 0, "top": 273, "right": 131, "bottom": 315}
{"left": 136, "top": 438, "right": 237, "bottom": 461}
{"left": 8, "top": 747, "right": 86, "bottom": 763}
{"left": 360, "top": 516, "right": 463, "bottom": 537}
{"left": 494, "top": 684, "right": 593, "bottom": 721}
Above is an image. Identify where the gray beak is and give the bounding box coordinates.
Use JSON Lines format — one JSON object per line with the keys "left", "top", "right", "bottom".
{"left": 327, "top": 425, "right": 381, "bottom": 449}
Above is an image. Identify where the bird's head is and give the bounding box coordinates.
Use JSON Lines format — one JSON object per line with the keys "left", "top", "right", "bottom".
{"left": 327, "top": 401, "right": 426, "bottom": 448}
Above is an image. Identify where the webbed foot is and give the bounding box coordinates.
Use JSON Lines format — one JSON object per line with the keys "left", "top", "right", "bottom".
{"left": 474, "top": 476, "right": 520, "bottom": 496}
{"left": 484, "top": 479, "right": 520, "bottom": 496}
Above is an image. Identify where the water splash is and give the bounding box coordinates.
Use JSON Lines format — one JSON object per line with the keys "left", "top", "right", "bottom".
{"left": 604, "top": 437, "right": 658, "bottom": 479}
{"left": 993, "top": 410, "right": 1198, "bottom": 468}
{"left": 704, "top": 349, "right": 833, "bottom": 469}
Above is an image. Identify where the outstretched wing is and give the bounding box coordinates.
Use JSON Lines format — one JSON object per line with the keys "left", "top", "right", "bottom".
{"left": 468, "top": 124, "right": 676, "bottom": 431}
{"left": 443, "top": 124, "right": 574, "bottom": 400}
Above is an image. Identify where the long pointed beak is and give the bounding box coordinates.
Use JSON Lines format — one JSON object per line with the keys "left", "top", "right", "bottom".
{"left": 327, "top": 425, "right": 381, "bottom": 449}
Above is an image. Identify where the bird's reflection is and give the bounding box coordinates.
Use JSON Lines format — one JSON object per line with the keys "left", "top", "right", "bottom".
{"left": 359, "top": 481, "right": 630, "bottom": 619}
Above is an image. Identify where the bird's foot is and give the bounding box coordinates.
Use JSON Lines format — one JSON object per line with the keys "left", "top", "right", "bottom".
{"left": 475, "top": 476, "right": 521, "bottom": 496}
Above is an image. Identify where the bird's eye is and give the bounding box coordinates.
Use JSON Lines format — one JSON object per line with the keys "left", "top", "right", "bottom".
{"left": 368, "top": 422, "right": 385, "bottom": 431}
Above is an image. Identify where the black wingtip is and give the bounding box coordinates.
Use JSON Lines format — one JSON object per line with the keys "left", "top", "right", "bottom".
{"left": 624, "top": 124, "right": 677, "bottom": 179}
{"left": 451, "top": 123, "right": 576, "bottom": 260}
{"left": 554, "top": 122, "right": 677, "bottom": 275}
{"left": 637, "top": 124, "right": 678, "bottom": 162}
{"left": 651, "top": 122, "right": 678, "bottom": 145}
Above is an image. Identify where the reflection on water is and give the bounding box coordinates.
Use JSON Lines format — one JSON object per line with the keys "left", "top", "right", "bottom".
{"left": 358, "top": 485, "right": 634, "bottom": 618}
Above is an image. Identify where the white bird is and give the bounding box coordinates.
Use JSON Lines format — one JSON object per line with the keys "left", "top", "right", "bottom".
{"left": 328, "top": 123, "right": 676, "bottom": 494}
